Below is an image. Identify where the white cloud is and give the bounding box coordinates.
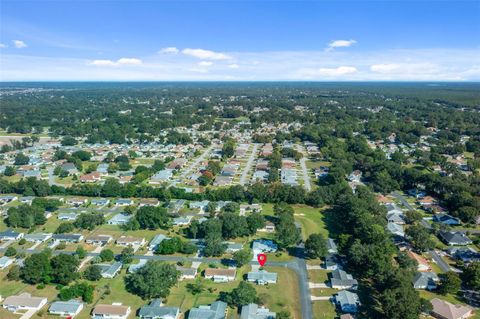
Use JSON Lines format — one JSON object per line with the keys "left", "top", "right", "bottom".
{"left": 159, "top": 47, "right": 179, "bottom": 54}
{"left": 370, "top": 63, "right": 439, "bottom": 75}
{"left": 327, "top": 39, "right": 357, "bottom": 50}
{"left": 88, "top": 57, "right": 142, "bottom": 67}
{"left": 198, "top": 61, "right": 213, "bottom": 67}
{"left": 299, "top": 66, "right": 358, "bottom": 78}
{"left": 370, "top": 64, "right": 401, "bottom": 73}
{"left": 13, "top": 40, "right": 27, "bottom": 48}
{"left": 228, "top": 63, "right": 240, "bottom": 69}
{"left": 182, "top": 48, "right": 232, "bottom": 60}
{"left": 0, "top": 43, "right": 7, "bottom": 48}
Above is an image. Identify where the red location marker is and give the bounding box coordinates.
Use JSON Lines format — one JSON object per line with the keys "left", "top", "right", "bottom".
{"left": 257, "top": 253, "right": 267, "bottom": 267}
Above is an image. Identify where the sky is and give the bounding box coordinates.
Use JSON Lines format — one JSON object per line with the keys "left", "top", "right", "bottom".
{"left": 0, "top": 0, "right": 479, "bottom": 81}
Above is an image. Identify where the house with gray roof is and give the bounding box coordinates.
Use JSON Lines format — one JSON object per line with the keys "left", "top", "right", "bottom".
{"left": 149, "top": 234, "right": 169, "bottom": 251}
{"left": 24, "top": 233, "right": 52, "bottom": 243}
{"left": 108, "top": 213, "right": 132, "bottom": 225}
{"left": 52, "top": 233, "right": 83, "bottom": 243}
{"left": 412, "top": 272, "right": 440, "bottom": 290}
{"left": 58, "top": 212, "right": 78, "bottom": 221}
{"left": 138, "top": 299, "right": 180, "bottom": 319}
{"left": 327, "top": 238, "right": 338, "bottom": 254}
{"left": 91, "top": 198, "right": 110, "bottom": 206}
{"left": 439, "top": 231, "right": 473, "bottom": 246}
{"left": 240, "top": 304, "right": 276, "bottom": 319}
{"left": 0, "top": 229, "right": 24, "bottom": 241}
{"left": 2, "top": 293, "right": 47, "bottom": 313}
{"left": 98, "top": 262, "right": 123, "bottom": 278}
{"left": 387, "top": 222, "right": 405, "bottom": 238}
{"left": 115, "top": 198, "right": 134, "bottom": 206}
{"left": 0, "top": 256, "right": 14, "bottom": 269}
{"left": 335, "top": 290, "right": 360, "bottom": 313}
{"left": 176, "top": 265, "right": 197, "bottom": 280}
{"left": 247, "top": 270, "right": 278, "bottom": 285}
{"left": 49, "top": 300, "right": 84, "bottom": 318}
{"left": 188, "top": 301, "right": 227, "bottom": 319}
{"left": 331, "top": 269, "right": 358, "bottom": 290}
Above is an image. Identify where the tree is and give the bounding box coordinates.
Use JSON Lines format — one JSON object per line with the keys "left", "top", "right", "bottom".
{"left": 119, "top": 247, "right": 134, "bottom": 264}
{"left": 305, "top": 233, "right": 328, "bottom": 259}
{"left": 405, "top": 224, "right": 435, "bottom": 252}
{"left": 246, "top": 213, "right": 265, "bottom": 235}
{"left": 462, "top": 262, "right": 480, "bottom": 290}
{"left": 61, "top": 136, "right": 77, "bottom": 146}
{"left": 14, "top": 153, "right": 30, "bottom": 165}
{"left": 59, "top": 282, "right": 94, "bottom": 303}
{"left": 7, "top": 265, "right": 21, "bottom": 281}
{"left": 275, "top": 212, "right": 300, "bottom": 249}
{"left": 74, "top": 213, "right": 105, "bottom": 230}
{"left": 4, "top": 166, "right": 16, "bottom": 176}
{"left": 186, "top": 278, "right": 206, "bottom": 295}
{"left": 125, "top": 261, "right": 179, "bottom": 299}
{"left": 277, "top": 311, "right": 292, "bottom": 319}
{"left": 156, "top": 237, "right": 183, "bottom": 255}
{"left": 99, "top": 249, "right": 115, "bottom": 262}
{"left": 438, "top": 271, "right": 461, "bottom": 295}
{"left": 84, "top": 265, "right": 102, "bottom": 281}
{"left": 222, "top": 281, "right": 257, "bottom": 306}
{"left": 51, "top": 253, "right": 79, "bottom": 285}
{"left": 55, "top": 222, "right": 75, "bottom": 234}
{"left": 75, "top": 246, "right": 87, "bottom": 259}
{"left": 233, "top": 249, "right": 251, "bottom": 267}
{"left": 21, "top": 251, "right": 52, "bottom": 284}
{"left": 5, "top": 246, "right": 17, "bottom": 257}
{"left": 135, "top": 206, "right": 170, "bottom": 230}
{"left": 6, "top": 204, "right": 46, "bottom": 229}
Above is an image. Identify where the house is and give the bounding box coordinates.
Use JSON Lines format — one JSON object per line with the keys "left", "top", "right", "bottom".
{"left": 433, "top": 214, "right": 461, "bottom": 226}
{"left": 49, "top": 300, "right": 84, "bottom": 318}
{"left": 2, "top": 293, "right": 48, "bottom": 313}
{"left": 188, "top": 301, "right": 227, "bottom": 319}
{"left": 176, "top": 265, "right": 197, "bottom": 280}
{"left": 62, "top": 163, "right": 79, "bottom": 175}
{"left": 169, "top": 199, "right": 186, "bottom": 214}
{"left": 407, "top": 251, "right": 431, "bottom": 272}
{"left": 80, "top": 172, "right": 101, "bottom": 183}
{"left": 240, "top": 304, "right": 276, "bottom": 319}
{"left": 0, "top": 256, "right": 14, "bottom": 269}
{"left": 430, "top": 298, "right": 474, "bottom": 319}
{"left": 189, "top": 200, "right": 210, "bottom": 212}
{"left": 204, "top": 268, "right": 236, "bottom": 283}
{"left": 24, "top": 233, "right": 52, "bottom": 243}
{"left": 128, "top": 260, "right": 147, "bottom": 273}
{"left": 439, "top": 231, "right": 473, "bottom": 246}
{"left": 139, "top": 198, "right": 160, "bottom": 207}
{"left": 96, "top": 163, "right": 109, "bottom": 175}
{"left": 258, "top": 221, "right": 275, "bottom": 233}
{"left": 58, "top": 212, "right": 78, "bottom": 221}
{"left": 150, "top": 169, "right": 174, "bottom": 184}
{"left": 19, "top": 196, "right": 35, "bottom": 204}
{"left": 447, "top": 247, "right": 480, "bottom": 263}
{"left": 387, "top": 222, "right": 405, "bottom": 238}
{"left": 91, "top": 198, "right": 110, "bottom": 206}
{"left": 67, "top": 198, "right": 87, "bottom": 206}
{"left": 53, "top": 233, "right": 84, "bottom": 243}
{"left": 247, "top": 270, "right": 278, "bottom": 285}
{"left": 0, "top": 229, "right": 24, "bottom": 241}
{"left": 418, "top": 196, "right": 436, "bottom": 207}
{"left": 0, "top": 195, "right": 18, "bottom": 204}
{"left": 324, "top": 254, "right": 339, "bottom": 270}
{"left": 149, "top": 234, "right": 169, "bottom": 251}
{"left": 239, "top": 204, "right": 262, "bottom": 216}
{"left": 412, "top": 272, "right": 440, "bottom": 290}
{"left": 139, "top": 299, "right": 180, "bottom": 319}
{"left": 173, "top": 215, "right": 193, "bottom": 226}
{"left": 330, "top": 269, "right": 358, "bottom": 290}
{"left": 116, "top": 235, "right": 146, "bottom": 247}
{"left": 348, "top": 170, "right": 362, "bottom": 182}
{"left": 85, "top": 235, "right": 113, "bottom": 246}
{"left": 252, "top": 240, "right": 278, "bottom": 253}
{"left": 108, "top": 213, "right": 132, "bottom": 225}
{"left": 335, "top": 290, "right": 360, "bottom": 313}
{"left": 115, "top": 198, "right": 134, "bottom": 206}
{"left": 225, "top": 242, "right": 243, "bottom": 253}
{"left": 91, "top": 303, "right": 131, "bottom": 319}
{"left": 327, "top": 238, "right": 338, "bottom": 254}
{"left": 98, "top": 262, "right": 123, "bottom": 278}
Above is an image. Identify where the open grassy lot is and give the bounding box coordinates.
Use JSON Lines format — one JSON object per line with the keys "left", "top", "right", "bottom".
{"left": 312, "top": 300, "right": 337, "bottom": 319}
{"left": 308, "top": 269, "right": 330, "bottom": 284}
{"left": 292, "top": 205, "right": 329, "bottom": 240}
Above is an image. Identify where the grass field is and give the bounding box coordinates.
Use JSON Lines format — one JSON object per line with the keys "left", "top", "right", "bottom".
{"left": 307, "top": 269, "right": 330, "bottom": 284}
{"left": 292, "top": 205, "right": 329, "bottom": 240}
{"left": 312, "top": 300, "right": 337, "bottom": 319}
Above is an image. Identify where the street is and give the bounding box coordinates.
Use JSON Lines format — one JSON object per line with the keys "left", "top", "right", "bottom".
{"left": 239, "top": 143, "right": 259, "bottom": 185}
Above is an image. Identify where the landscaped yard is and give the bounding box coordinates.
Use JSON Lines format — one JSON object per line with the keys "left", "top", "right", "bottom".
{"left": 308, "top": 269, "right": 330, "bottom": 284}
{"left": 312, "top": 300, "right": 337, "bottom": 319}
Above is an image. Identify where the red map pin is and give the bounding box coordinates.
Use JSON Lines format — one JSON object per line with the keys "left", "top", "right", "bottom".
{"left": 257, "top": 253, "right": 267, "bottom": 267}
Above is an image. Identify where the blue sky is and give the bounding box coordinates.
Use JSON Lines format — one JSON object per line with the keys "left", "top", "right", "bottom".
{"left": 1, "top": 0, "right": 479, "bottom": 81}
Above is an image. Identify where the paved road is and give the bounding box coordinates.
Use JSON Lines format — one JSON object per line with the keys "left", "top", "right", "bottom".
{"left": 299, "top": 156, "right": 312, "bottom": 192}
{"left": 169, "top": 144, "right": 215, "bottom": 187}
{"left": 2, "top": 246, "right": 313, "bottom": 319}
{"left": 239, "top": 143, "right": 259, "bottom": 185}
{"left": 391, "top": 191, "right": 414, "bottom": 210}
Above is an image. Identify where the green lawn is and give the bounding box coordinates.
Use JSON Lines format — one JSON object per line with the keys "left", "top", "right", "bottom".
{"left": 312, "top": 300, "right": 337, "bottom": 319}
{"left": 308, "top": 269, "right": 330, "bottom": 284}
{"left": 292, "top": 205, "right": 329, "bottom": 240}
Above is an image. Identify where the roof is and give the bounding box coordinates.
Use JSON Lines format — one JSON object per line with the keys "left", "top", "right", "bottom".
{"left": 336, "top": 290, "right": 360, "bottom": 306}
{"left": 247, "top": 270, "right": 278, "bottom": 282}
{"left": 205, "top": 268, "right": 236, "bottom": 278}
{"left": 3, "top": 293, "right": 47, "bottom": 308}
{"left": 92, "top": 304, "right": 130, "bottom": 316}
{"left": 412, "top": 272, "right": 439, "bottom": 288}
{"left": 440, "top": 231, "right": 473, "bottom": 245}
{"left": 331, "top": 269, "right": 358, "bottom": 287}
{"left": 49, "top": 300, "right": 83, "bottom": 314}
{"left": 138, "top": 299, "right": 179, "bottom": 318}
{"left": 240, "top": 304, "right": 276, "bottom": 319}
{"left": 188, "top": 301, "right": 227, "bottom": 319}
{"left": 431, "top": 298, "right": 473, "bottom": 319}
{"left": 98, "top": 262, "right": 122, "bottom": 277}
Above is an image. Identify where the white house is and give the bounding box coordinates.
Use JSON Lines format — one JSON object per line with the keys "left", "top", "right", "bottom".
{"left": 2, "top": 293, "right": 47, "bottom": 313}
